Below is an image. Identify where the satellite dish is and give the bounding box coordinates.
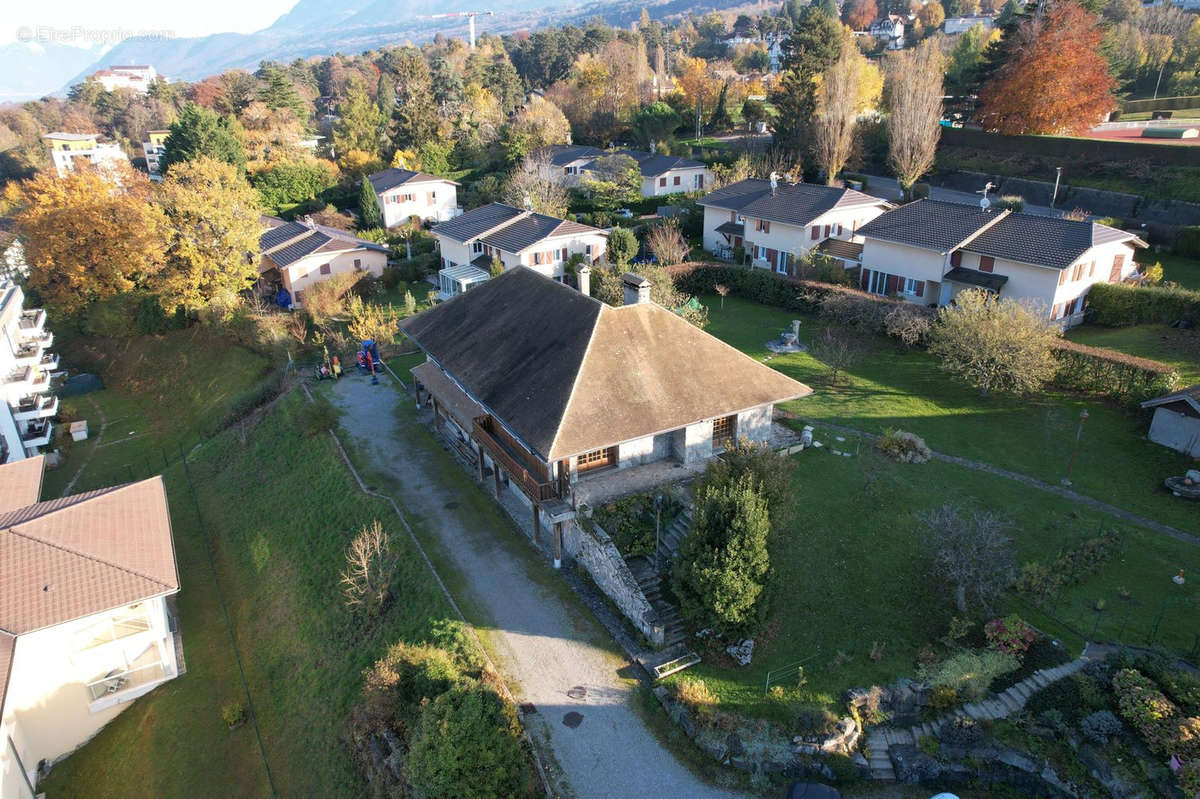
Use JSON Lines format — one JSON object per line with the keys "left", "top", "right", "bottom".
{"left": 980, "top": 196, "right": 991, "bottom": 209}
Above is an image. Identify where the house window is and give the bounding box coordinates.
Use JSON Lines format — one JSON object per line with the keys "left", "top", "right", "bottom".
{"left": 319, "top": 263, "right": 331, "bottom": 275}
{"left": 1059, "top": 269, "right": 1068, "bottom": 286}
{"left": 673, "top": 175, "right": 681, "bottom": 186}
{"left": 776, "top": 252, "right": 789, "bottom": 275}
{"left": 755, "top": 245, "right": 767, "bottom": 261}
{"left": 836, "top": 224, "right": 843, "bottom": 235}
{"left": 354, "top": 258, "right": 362, "bottom": 271}
{"left": 659, "top": 177, "right": 667, "bottom": 187}
{"left": 868, "top": 270, "right": 889, "bottom": 296}
{"left": 428, "top": 191, "right": 437, "bottom": 204}
{"left": 903, "top": 278, "right": 920, "bottom": 295}
{"left": 950, "top": 251, "right": 962, "bottom": 267}
{"left": 695, "top": 174, "right": 705, "bottom": 189}
{"left": 810, "top": 225, "right": 820, "bottom": 240}
{"left": 473, "top": 241, "right": 484, "bottom": 254}
{"left": 979, "top": 256, "right": 994, "bottom": 273}
{"left": 712, "top": 415, "right": 736, "bottom": 450}
{"left": 560, "top": 247, "right": 568, "bottom": 261}
{"left": 577, "top": 446, "right": 618, "bottom": 474}
{"left": 585, "top": 244, "right": 592, "bottom": 256}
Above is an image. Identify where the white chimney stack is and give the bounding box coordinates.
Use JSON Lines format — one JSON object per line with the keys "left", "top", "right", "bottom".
{"left": 622, "top": 272, "right": 651, "bottom": 306}
{"left": 577, "top": 263, "right": 591, "bottom": 297}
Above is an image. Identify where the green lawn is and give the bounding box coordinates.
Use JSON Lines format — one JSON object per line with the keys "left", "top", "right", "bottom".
{"left": 703, "top": 296, "right": 1197, "bottom": 531}
{"left": 1136, "top": 250, "right": 1200, "bottom": 291}
{"left": 1067, "top": 323, "right": 1200, "bottom": 385}
{"left": 672, "top": 295, "right": 1200, "bottom": 720}
{"left": 42, "top": 391, "right": 462, "bottom": 797}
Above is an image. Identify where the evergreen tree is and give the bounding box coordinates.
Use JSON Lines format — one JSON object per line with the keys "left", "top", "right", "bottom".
{"left": 159, "top": 102, "right": 246, "bottom": 174}
{"left": 709, "top": 82, "right": 732, "bottom": 130}
{"left": 358, "top": 175, "right": 383, "bottom": 230}
{"left": 672, "top": 474, "right": 772, "bottom": 635}
{"left": 389, "top": 49, "right": 439, "bottom": 149}
{"left": 819, "top": 0, "right": 841, "bottom": 19}
{"left": 376, "top": 74, "right": 394, "bottom": 117}
{"left": 256, "top": 63, "right": 306, "bottom": 119}
{"left": 770, "top": 7, "right": 842, "bottom": 156}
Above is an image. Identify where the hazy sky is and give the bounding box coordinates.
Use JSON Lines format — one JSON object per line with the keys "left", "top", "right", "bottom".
{"left": 4, "top": 0, "right": 299, "bottom": 47}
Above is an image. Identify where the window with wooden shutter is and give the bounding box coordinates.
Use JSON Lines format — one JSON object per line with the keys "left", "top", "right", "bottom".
{"left": 915, "top": 280, "right": 925, "bottom": 296}
{"left": 1052, "top": 303, "right": 1062, "bottom": 319}
{"left": 950, "top": 251, "right": 962, "bottom": 267}
{"left": 319, "top": 263, "right": 331, "bottom": 275}
{"left": 711, "top": 415, "right": 736, "bottom": 450}
{"left": 1110, "top": 253, "right": 1125, "bottom": 282}
{"left": 1058, "top": 269, "right": 1067, "bottom": 286}
{"left": 860, "top": 268, "right": 871, "bottom": 290}
{"left": 824, "top": 224, "right": 831, "bottom": 237}
{"left": 810, "top": 225, "right": 820, "bottom": 240}
{"left": 1088, "top": 261, "right": 1096, "bottom": 278}
{"left": 837, "top": 224, "right": 843, "bottom": 235}
{"left": 659, "top": 177, "right": 667, "bottom": 187}
{"left": 763, "top": 221, "right": 770, "bottom": 233}
{"left": 979, "top": 256, "right": 994, "bottom": 273}
{"left": 673, "top": 175, "right": 681, "bottom": 185}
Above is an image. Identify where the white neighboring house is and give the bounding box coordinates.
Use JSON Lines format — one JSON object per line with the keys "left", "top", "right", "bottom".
{"left": 431, "top": 203, "right": 608, "bottom": 299}
{"left": 722, "top": 35, "right": 786, "bottom": 72}
{"left": 536, "top": 145, "right": 607, "bottom": 186}
{"left": 1140, "top": 385, "right": 1200, "bottom": 457}
{"left": 581, "top": 150, "right": 713, "bottom": 198}
{"left": 0, "top": 458, "right": 182, "bottom": 799}
{"left": 870, "top": 15, "right": 907, "bottom": 49}
{"left": 367, "top": 168, "right": 461, "bottom": 227}
{"left": 258, "top": 216, "right": 390, "bottom": 307}
{"left": 42, "top": 133, "right": 130, "bottom": 179}
{"left": 943, "top": 15, "right": 996, "bottom": 34}
{"left": 141, "top": 129, "right": 169, "bottom": 179}
{"left": 854, "top": 199, "right": 1147, "bottom": 327}
{"left": 90, "top": 65, "right": 158, "bottom": 93}
{"left": 0, "top": 282, "right": 58, "bottom": 464}
{"left": 698, "top": 178, "right": 891, "bottom": 273}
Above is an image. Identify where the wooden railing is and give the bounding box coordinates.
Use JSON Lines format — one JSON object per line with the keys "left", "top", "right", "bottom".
{"left": 472, "top": 415, "right": 559, "bottom": 502}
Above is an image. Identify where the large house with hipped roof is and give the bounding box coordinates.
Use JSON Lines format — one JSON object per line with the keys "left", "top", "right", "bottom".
{"left": 0, "top": 457, "right": 182, "bottom": 799}
{"left": 258, "top": 215, "right": 389, "bottom": 306}
{"left": 537, "top": 145, "right": 712, "bottom": 195}
{"left": 401, "top": 267, "right": 810, "bottom": 563}
{"left": 430, "top": 203, "right": 608, "bottom": 299}
{"left": 851, "top": 199, "right": 1147, "bottom": 327}
{"left": 367, "top": 168, "right": 461, "bottom": 227}
{"left": 699, "top": 178, "right": 892, "bottom": 271}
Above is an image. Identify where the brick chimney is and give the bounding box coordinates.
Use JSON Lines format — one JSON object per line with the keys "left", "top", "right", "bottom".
{"left": 577, "top": 263, "right": 591, "bottom": 297}
{"left": 622, "top": 272, "right": 651, "bottom": 306}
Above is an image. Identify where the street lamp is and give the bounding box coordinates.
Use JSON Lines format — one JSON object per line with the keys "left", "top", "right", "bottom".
{"left": 1062, "top": 409, "right": 1089, "bottom": 487}
{"left": 1051, "top": 166, "right": 1063, "bottom": 210}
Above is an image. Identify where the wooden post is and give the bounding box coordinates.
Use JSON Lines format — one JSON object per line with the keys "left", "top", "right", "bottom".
{"left": 493, "top": 463, "right": 502, "bottom": 498}
{"left": 553, "top": 522, "right": 562, "bottom": 569}
{"left": 475, "top": 443, "right": 485, "bottom": 482}
{"left": 532, "top": 503, "right": 541, "bottom": 543}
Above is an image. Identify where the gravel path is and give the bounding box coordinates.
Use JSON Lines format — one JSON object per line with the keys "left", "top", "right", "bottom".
{"left": 819, "top": 422, "right": 1199, "bottom": 548}
{"left": 327, "top": 374, "right": 745, "bottom": 799}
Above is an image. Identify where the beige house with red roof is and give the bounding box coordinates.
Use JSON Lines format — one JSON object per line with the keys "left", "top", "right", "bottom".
{"left": 0, "top": 457, "right": 182, "bottom": 799}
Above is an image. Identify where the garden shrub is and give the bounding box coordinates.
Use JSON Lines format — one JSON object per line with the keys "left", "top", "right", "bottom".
{"left": 358, "top": 642, "right": 465, "bottom": 732}
{"left": 984, "top": 615, "right": 1037, "bottom": 656}
{"left": 1109, "top": 650, "right": 1200, "bottom": 717}
{"left": 928, "top": 685, "right": 961, "bottom": 712}
{"left": 989, "top": 637, "right": 1072, "bottom": 693}
{"left": 993, "top": 195, "right": 1025, "bottom": 212}
{"left": 673, "top": 677, "right": 718, "bottom": 727}
{"left": 406, "top": 680, "right": 533, "bottom": 798}
{"left": 918, "top": 649, "right": 1019, "bottom": 701}
{"left": 1026, "top": 676, "right": 1086, "bottom": 723}
{"left": 883, "top": 304, "right": 931, "bottom": 347}
{"left": 1015, "top": 530, "right": 1123, "bottom": 604}
{"left": 1112, "top": 669, "right": 1200, "bottom": 762}
{"left": 1175, "top": 225, "right": 1200, "bottom": 258}
{"left": 1051, "top": 339, "right": 1179, "bottom": 406}
{"left": 795, "top": 704, "right": 841, "bottom": 737}
{"left": 874, "top": 429, "right": 932, "bottom": 463}
{"left": 940, "top": 716, "right": 984, "bottom": 746}
{"left": 1080, "top": 709, "right": 1123, "bottom": 744}
{"left": 1087, "top": 281, "right": 1200, "bottom": 326}
{"left": 696, "top": 438, "right": 797, "bottom": 531}
{"left": 592, "top": 490, "right": 682, "bottom": 558}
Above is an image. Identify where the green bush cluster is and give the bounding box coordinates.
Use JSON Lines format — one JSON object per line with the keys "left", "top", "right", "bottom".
{"left": 874, "top": 429, "right": 932, "bottom": 464}
{"left": 1014, "top": 530, "right": 1123, "bottom": 604}
{"left": 989, "top": 637, "right": 1072, "bottom": 693}
{"left": 592, "top": 491, "right": 683, "bottom": 558}
{"left": 1025, "top": 673, "right": 1112, "bottom": 724}
{"left": 1113, "top": 669, "right": 1200, "bottom": 764}
{"left": 1087, "top": 282, "right": 1200, "bottom": 326}
{"left": 917, "top": 649, "right": 1020, "bottom": 702}
{"left": 1051, "top": 340, "right": 1179, "bottom": 406}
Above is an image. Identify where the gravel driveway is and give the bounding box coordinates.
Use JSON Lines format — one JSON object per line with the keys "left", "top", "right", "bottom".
{"left": 327, "top": 373, "right": 746, "bottom": 799}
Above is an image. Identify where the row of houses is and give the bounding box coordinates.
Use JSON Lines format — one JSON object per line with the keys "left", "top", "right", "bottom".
{"left": 700, "top": 178, "right": 1145, "bottom": 327}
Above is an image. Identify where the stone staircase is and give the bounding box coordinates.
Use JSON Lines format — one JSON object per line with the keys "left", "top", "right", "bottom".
{"left": 654, "top": 506, "right": 693, "bottom": 574}
{"left": 626, "top": 555, "right": 688, "bottom": 649}
{"left": 864, "top": 658, "right": 1088, "bottom": 782}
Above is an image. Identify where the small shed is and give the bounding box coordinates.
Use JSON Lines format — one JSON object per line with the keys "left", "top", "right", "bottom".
{"left": 69, "top": 420, "right": 89, "bottom": 442}
{"left": 1140, "top": 384, "right": 1200, "bottom": 457}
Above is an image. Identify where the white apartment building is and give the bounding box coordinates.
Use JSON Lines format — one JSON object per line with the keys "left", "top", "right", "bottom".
{"left": 0, "top": 282, "right": 57, "bottom": 464}
{"left": 90, "top": 65, "right": 158, "bottom": 93}
{"left": 43, "top": 133, "right": 130, "bottom": 179}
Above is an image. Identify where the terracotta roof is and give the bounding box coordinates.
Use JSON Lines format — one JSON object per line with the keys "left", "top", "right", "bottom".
{"left": 700, "top": 179, "right": 886, "bottom": 228}
{"left": 0, "top": 455, "right": 43, "bottom": 514}
{"left": 0, "top": 630, "right": 13, "bottom": 721}
{"left": 400, "top": 267, "right": 811, "bottom": 462}
{"left": 0, "top": 476, "right": 180, "bottom": 637}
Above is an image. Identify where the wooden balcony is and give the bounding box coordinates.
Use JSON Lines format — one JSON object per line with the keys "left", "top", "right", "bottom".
{"left": 472, "top": 415, "right": 559, "bottom": 503}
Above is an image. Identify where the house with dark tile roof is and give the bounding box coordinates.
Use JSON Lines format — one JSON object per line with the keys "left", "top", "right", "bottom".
{"left": 0, "top": 456, "right": 182, "bottom": 798}
{"left": 534, "top": 145, "right": 607, "bottom": 186}
{"left": 699, "top": 178, "right": 891, "bottom": 272}
{"left": 583, "top": 150, "right": 713, "bottom": 197}
{"left": 258, "top": 215, "right": 389, "bottom": 306}
{"left": 366, "top": 167, "right": 461, "bottom": 227}
{"left": 430, "top": 203, "right": 608, "bottom": 299}
{"left": 854, "top": 199, "right": 1147, "bottom": 326}
{"left": 401, "top": 267, "right": 810, "bottom": 562}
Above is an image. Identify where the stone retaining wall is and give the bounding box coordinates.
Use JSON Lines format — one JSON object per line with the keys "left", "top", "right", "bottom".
{"left": 561, "top": 519, "right": 664, "bottom": 647}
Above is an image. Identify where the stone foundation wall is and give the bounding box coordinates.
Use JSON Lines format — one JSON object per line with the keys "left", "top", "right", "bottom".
{"left": 561, "top": 520, "right": 664, "bottom": 647}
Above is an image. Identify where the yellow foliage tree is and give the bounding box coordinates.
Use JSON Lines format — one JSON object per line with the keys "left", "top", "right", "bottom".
{"left": 155, "top": 156, "right": 263, "bottom": 310}
{"left": 9, "top": 165, "right": 167, "bottom": 312}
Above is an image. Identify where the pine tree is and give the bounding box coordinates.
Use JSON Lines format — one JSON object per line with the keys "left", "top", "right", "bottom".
{"left": 160, "top": 102, "right": 246, "bottom": 174}
{"left": 358, "top": 175, "right": 383, "bottom": 230}
{"left": 770, "top": 6, "right": 842, "bottom": 156}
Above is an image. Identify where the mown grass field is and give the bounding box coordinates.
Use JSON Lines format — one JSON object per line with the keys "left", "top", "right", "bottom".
{"left": 674, "top": 295, "right": 1200, "bottom": 720}
{"left": 1136, "top": 250, "right": 1200, "bottom": 291}
{"left": 39, "top": 328, "right": 468, "bottom": 798}
{"left": 1067, "top": 322, "right": 1200, "bottom": 385}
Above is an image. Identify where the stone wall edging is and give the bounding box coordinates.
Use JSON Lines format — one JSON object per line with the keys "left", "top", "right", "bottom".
{"left": 562, "top": 519, "right": 664, "bottom": 647}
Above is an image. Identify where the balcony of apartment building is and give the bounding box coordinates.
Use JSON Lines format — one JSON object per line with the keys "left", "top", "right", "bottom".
{"left": 472, "top": 414, "right": 561, "bottom": 503}
{"left": 12, "top": 393, "right": 57, "bottom": 422}
{"left": 11, "top": 340, "right": 42, "bottom": 367}
{"left": 20, "top": 418, "right": 52, "bottom": 448}
{"left": 17, "top": 308, "right": 45, "bottom": 336}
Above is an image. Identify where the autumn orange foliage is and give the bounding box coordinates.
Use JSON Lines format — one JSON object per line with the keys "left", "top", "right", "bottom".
{"left": 977, "top": 1, "right": 1116, "bottom": 136}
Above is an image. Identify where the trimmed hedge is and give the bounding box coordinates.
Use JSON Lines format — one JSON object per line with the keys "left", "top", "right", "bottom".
{"left": 1051, "top": 339, "right": 1179, "bottom": 405}
{"left": 1087, "top": 282, "right": 1200, "bottom": 326}
{"left": 1176, "top": 226, "right": 1200, "bottom": 258}
{"left": 1121, "top": 95, "right": 1200, "bottom": 114}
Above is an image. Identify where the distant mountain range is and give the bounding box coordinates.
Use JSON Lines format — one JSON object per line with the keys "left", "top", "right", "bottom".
{"left": 6, "top": 0, "right": 743, "bottom": 101}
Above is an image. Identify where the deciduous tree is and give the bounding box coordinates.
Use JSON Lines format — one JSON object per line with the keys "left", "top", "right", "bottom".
{"left": 814, "top": 36, "right": 866, "bottom": 184}
{"left": 606, "top": 226, "right": 638, "bottom": 267}
{"left": 10, "top": 167, "right": 166, "bottom": 312}
{"left": 156, "top": 157, "right": 262, "bottom": 309}
{"left": 581, "top": 154, "right": 642, "bottom": 209}
{"left": 977, "top": 1, "right": 1116, "bottom": 135}
{"left": 844, "top": 0, "right": 879, "bottom": 30}
{"left": 918, "top": 504, "right": 1016, "bottom": 615}
{"left": 885, "top": 38, "right": 944, "bottom": 196}
{"left": 645, "top": 220, "right": 689, "bottom": 266}
{"left": 927, "top": 288, "right": 1060, "bottom": 395}
{"left": 339, "top": 520, "right": 397, "bottom": 616}
{"left": 502, "top": 152, "right": 569, "bottom": 217}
